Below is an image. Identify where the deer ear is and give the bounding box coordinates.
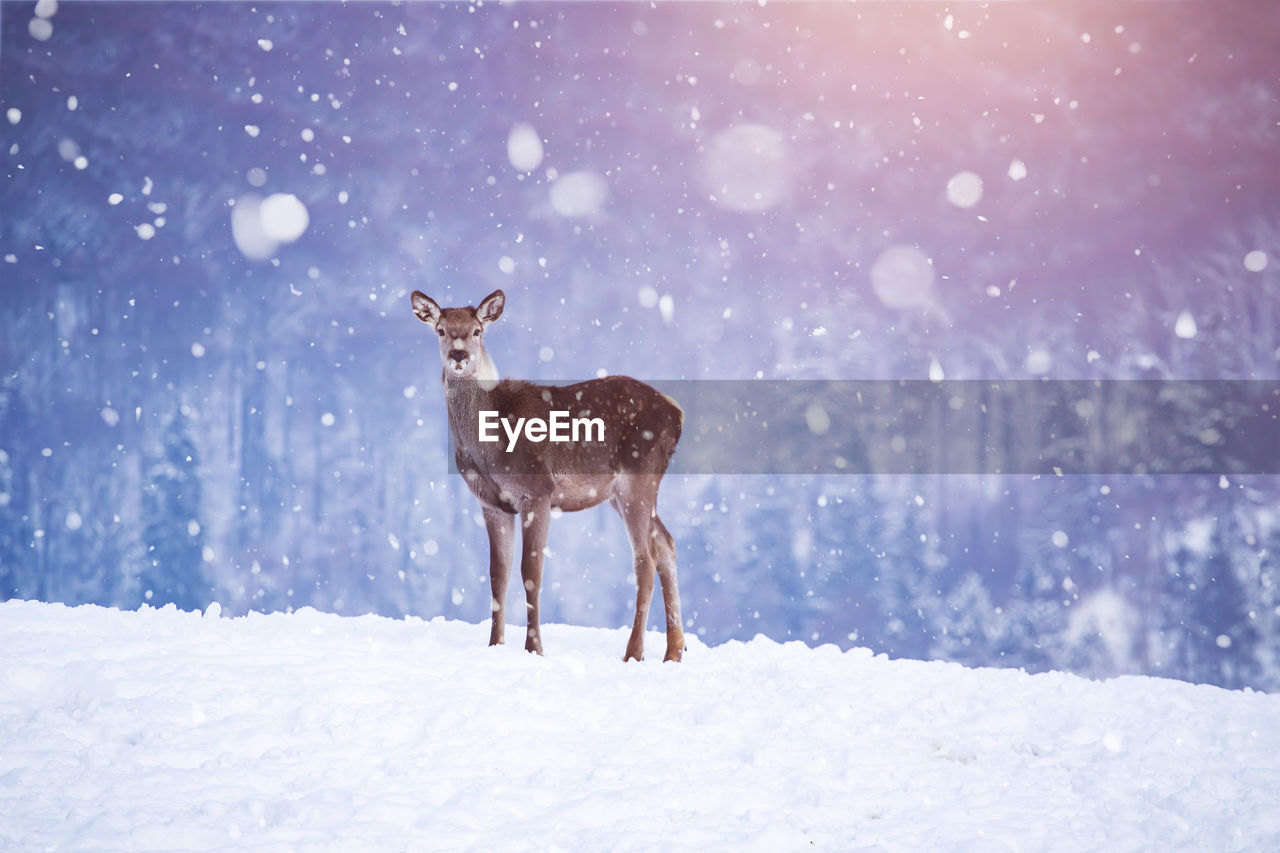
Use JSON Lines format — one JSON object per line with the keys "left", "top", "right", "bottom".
{"left": 477, "top": 289, "right": 505, "bottom": 325}
{"left": 411, "top": 291, "right": 441, "bottom": 325}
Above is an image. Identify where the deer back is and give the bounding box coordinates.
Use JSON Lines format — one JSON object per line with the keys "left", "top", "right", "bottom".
{"left": 445, "top": 374, "right": 682, "bottom": 511}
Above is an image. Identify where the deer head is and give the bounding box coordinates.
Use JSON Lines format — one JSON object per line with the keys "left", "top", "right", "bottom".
{"left": 411, "top": 288, "right": 505, "bottom": 382}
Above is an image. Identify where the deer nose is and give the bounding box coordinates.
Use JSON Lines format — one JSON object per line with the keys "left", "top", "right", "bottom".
{"left": 448, "top": 349, "right": 468, "bottom": 364}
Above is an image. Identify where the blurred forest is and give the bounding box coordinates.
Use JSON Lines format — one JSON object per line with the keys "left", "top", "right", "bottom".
{"left": 3, "top": 2, "right": 1279, "bottom": 688}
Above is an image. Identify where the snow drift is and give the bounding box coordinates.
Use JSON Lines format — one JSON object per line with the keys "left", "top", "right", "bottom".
{"left": 1, "top": 600, "right": 1277, "bottom": 851}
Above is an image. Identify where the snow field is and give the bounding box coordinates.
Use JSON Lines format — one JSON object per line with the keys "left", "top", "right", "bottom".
{"left": 1, "top": 600, "right": 1278, "bottom": 851}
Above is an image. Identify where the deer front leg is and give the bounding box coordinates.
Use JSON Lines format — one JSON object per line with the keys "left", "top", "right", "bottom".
{"left": 519, "top": 496, "right": 551, "bottom": 655}
{"left": 483, "top": 506, "right": 515, "bottom": 647}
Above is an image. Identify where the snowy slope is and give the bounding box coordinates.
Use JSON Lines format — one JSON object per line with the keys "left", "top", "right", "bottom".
{"left": 1, "top": 601, "right": 1277, "bottom": 852}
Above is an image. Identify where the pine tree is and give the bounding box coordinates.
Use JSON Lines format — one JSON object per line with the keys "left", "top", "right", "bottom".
{"left": 871, "top": 484, "right": 938, "bottom": 660}
{"left": 807, "top": 478, "right": 885, "bottom": 649}
{"left": 1191, "top": 526, "right": 1258, "bottom": 688}
{"left": 0, "top": 446, "right": 27, "bottom": 598}
{"left": 141, "top": 414, "right": 209, "bottom": 611}
{"left": 1164, "top": 521, "right": 1259, "bottom": 689}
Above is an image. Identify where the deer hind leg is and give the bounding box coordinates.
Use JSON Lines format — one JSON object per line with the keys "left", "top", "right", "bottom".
{"left": 614, "top": 489, "right": 658, "bottom": 662}
{"left": 653, "top": 515, "right": 685, "bottom": 662}
{"left": 482, "top": 507, "right": 515, "bottom": 647}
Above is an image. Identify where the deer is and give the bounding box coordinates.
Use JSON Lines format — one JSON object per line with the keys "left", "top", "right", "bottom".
{"left": 410, "top": 288, "right": 686, "bottom": 662}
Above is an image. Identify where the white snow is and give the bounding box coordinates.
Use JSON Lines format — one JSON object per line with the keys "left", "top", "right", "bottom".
{"left": 1243, "top": 250, "right": 1268, "bottom": 273}
{"left": 227, "top": 197, "right": 270, "bottom": 256}
{"left": 1069, "top": 592, "right": 1142, "bottom": 668}
{"left": 27, "top": 17, "right": 53, "bottom": 42}
{"left": 945, "top": 170, "right": 984, "bottom": 208}
{"left": 1025, "top": 349, "right": 1053, "bottom": 375}
{"left": 870, "top": 244, "right": 935, "bottom": 310}
{"left": 231, "top": 193, "right": 309, "bottom": 260}
{"left": 658, "top": 293, "right": 675, "bottom": 324}
{"left": 805, "top": 401, "right": 831, "bottom": 435}
{"left": 2, "top": 601, "right": 1278, "bottom": 851}
{"left": 259, "top": 193, "right": 310, "bottom": 243}
{"left": 506, "top": 122, "right": 544, "bottom": 172}
{"left": 549, "top": 170, "right": 608, "bottom": 218}
{"left": 1174, "top": 309, "right": 1198, "bottom": 339}
{"left": 698, "top": 124, "right": 791, "bottom": 213}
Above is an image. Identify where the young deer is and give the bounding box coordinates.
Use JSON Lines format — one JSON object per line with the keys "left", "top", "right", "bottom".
{"left": 410, "top": 288, "right": 686, "bottom": 662}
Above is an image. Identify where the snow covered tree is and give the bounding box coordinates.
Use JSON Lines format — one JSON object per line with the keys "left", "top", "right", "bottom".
{"left": 0, "top": 445, "right": 28, "bottom": 599}
{"left": 141, "top": 413, "right": 209, "bottom": 611}
{"left": 1170, "top": 524, "right": 1259, "bottom": 689}
{"left": 870, "top": 484, "right": 940, "bottom": 660}
{"left": 927, "top": 571, "right": 1011, "bottom": 668}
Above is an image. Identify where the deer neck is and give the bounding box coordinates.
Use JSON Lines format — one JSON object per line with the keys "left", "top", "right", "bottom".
{"left": 442, "top": 370, "right": 500, "bottom": 456}
{"left": 473, "top": 350, "right": 499, "bottom": 384}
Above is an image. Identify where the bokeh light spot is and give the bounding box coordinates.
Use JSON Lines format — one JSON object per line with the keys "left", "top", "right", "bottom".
{"left": 507, "top": 122, "right": 544, "bottom": 172}
{"left": 698, "top": 124, "right": 792, "bottom": 213}
{"left": 946, "top": 170, "right": 984, "bottom": 208}
{"left": 549, "top": 170, "right": 608, "bottom": 218}
{"left": 870, "top": 245, "right": 935, "bottom": 310}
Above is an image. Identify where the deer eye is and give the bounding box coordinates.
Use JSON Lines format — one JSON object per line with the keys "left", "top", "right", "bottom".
{"left": 472, "top": 329, "right": 482, "bottom": 338}
{"left": 436, "top": 328, "right": 445, "bottom": 337}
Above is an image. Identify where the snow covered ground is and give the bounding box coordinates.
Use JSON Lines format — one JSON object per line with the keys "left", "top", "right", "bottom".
{"left": 1, "top": 600, "right": 1277, "bottom": 852}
